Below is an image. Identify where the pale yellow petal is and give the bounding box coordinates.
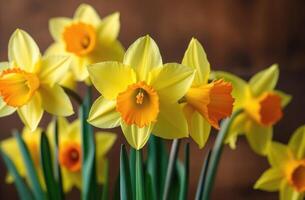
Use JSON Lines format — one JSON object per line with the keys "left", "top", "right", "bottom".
{"left": 123, "top": 35, "right": 162, "bottom": 81}
{"left": 74, "top": 4, "right": 101, "bottom": 26}
{"left": 49, "top": 17, "right": 72, "bottom": 41}
{"left": 182, "top": 38, "right": 210, "bottom": 85}
{"left": 249, "top": 64, "right": 279, "bottom": 97}
{"left": 17, "top": 93, "right": 43, "bottom": 131}
{"left": 121, "top": 121, "right": 153, "bottom": 150}
{"left": 0, "top": 98, "right": 16, "bottom": 117}
{"left": 8, "top": 29, "right": 41, "bottom": 73}
{"left": 288, "top": 125, "right": 305, "bottom": 159}
{"left": 98, "top": 12, "right": 120, "bottom": 44}
{"left": 274, "top": 90, "right": 292, "bottom": 108}
{"left": 153, "top": 103, "right": 188, "bottom": 139}
{"left": 71, "top": 55, "right": 91, "bottom": 81}
{"left": 150, "top": 63, "right": 194, "bottom": 103}
{"left": 59, "top": 71, "right": 77, "bottom": 91}
{"left": 280, "top": 181, "right": 302, "bottom": 200}
{"left": 45, "top": 43, "right": 66, "bottom": 56}
{"left": 93, "top": 40, "right": 125, "bottom": 62}
{"left": 96, "top": 131, "right": 117, "bottom": 156}
{"left": 88, "top": 61, "right": 136, "bottom": 99}
{"left": 268, "top": 142, "right": 293, "bottom": 168}
{"left": 39, "top": 84, "right": 74, "bottom": 116}
{"left": 254, "top": 168, "right": 283, "bottom": 191}
{"left": 88, "top": 97, "right": 120, "bottom": 129}
{"left": 39, "top": 55, "right": 71, "bottom": 86}
{"left": 245, "top": 121, "right": 272, "bottom": 155}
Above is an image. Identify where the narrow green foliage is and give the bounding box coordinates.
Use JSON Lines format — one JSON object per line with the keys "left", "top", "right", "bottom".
{"left": 178, "top": 143, "right": 189, "bottom": 200}
{"left": 54, "top": 118, "right": 64, "bottom": 199}
{"left": 135, "top": 150, "right": 145, "bottom": 200}
{"left": 129, "top": 147, "right": 136, "bottom": 198}
{"left": 195, "top": 151, "right": 211, "bottom": 200}
{"left": 101, "top": 160, "right": 109, "bottom": 200}
{"left": 120, "top": 145, "right": 133, "bottom": 200}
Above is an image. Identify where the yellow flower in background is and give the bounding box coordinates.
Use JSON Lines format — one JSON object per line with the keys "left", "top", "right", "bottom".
{"left": 1, "top": 127, "right": 45, "bottom": 187}
{"left": 255, "top": 125, "right": 305, "bottom": 200}
{"left": 88, "top": 35, "right": 195, "bottom": 150}
{"left": 47, "top": 3, "right": 125, "bottom": 84}
{"left": 181, "top": 38, "right": 234, "bottom": 148}
{"left": 47, "top": 118, "right": 116, "bottom": 192}
{"left": 0, "top": 29, "right": 73, "bottom": 131}
{"left": 213, "top": 65, "right": 291, "bottom": 155}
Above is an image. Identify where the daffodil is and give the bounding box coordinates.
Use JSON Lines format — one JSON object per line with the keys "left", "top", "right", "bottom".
{"left": 47, "top": 3, "right": 125, "bottom": 83}
{"left": 47, "top": 118, "right": 116, "bottom": 192}
{"left": 213, "top": 65, "right": 291, "bottom": 155}
{"left": 1, "top": 127, "right": 45, "bottom": 187}
{"left": 88, "top": 35, "right": 195, "bottom": 149}
{"left": 181, "top": 38, "right": 234, "bottom": 148}
{"left": 0, "top": 29, "right": 73, "bottom": 131}
{"left": 254, "top": 125, "right": 305, "bottom": 200}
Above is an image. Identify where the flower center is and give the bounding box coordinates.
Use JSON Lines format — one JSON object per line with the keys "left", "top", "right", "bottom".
{"left": 245, "top": 92, "right": 282, "bottom": 126}
{"left": 116, "top": 81, "right": 159, "bottom": 128}
{"left": 63, "top": 22, "right": 96, "bottom": 56}
{"left": 0, "top": 68, "right": 40, "bottom": 107}
{"left": 289, "top": 162, "right": 305, "bottom": 192}
{"left": 185, "top": 79, "right": 234, "bottom": 129}
{"left": 59, "top": 142, "right": 81, "bottom": 172}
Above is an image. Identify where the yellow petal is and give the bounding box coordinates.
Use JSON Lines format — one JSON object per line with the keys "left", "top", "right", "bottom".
{"left": 88, "top": 61, "right": 136, "bottom": 99}
{"left": 74, "top": 4, "right": 101, "bottom": 26}
{"left": 280, "top": 181, "right": 302, "bottom": 200}
{"left": 45, "top": 42, "right": 66, "bottom": 56}
{"left": 93, "top": 40, "right": 125, "bottom": 62}
{"left": 88, "top": 97, "right": 120, "bottom": 128}
{"left": 123, "top": 35, "right": 162, "bottom": 81}
{"left": 17, "top": 93, "right": 43, "bottom": 131}
{"left": 184, "top": 105, "right": 211, "bottom": 148}
{"left": 39, "top": 55, "right": 71, "bottom": 86}
{"left": 49, "top": 17, "right": 72, "bottom": 41}
{"left": 70, "top": 55, "right": 91, "bottom": 81}
{"left": 182, "top": 38, "right": 210, "bottom": 85}
{"left": 212, "top": 71, "right": 248, "bottom": 109}
{"left": 274, "top": 90, "right": 292, "bottom": 108}
{"left": 268, "top": 142, "right": 293, "bottom": 168}
{"left": 97, "top": 12, "right": 120, "bottom": 44}
{"left": 249, "top": 64, "right": 279, "bottom": 97}
{"left": 39, "top": 84, "right": 74, "bottom": 116}
{"left": 8, "top": 29, "right": 41, "bottom": 73}
{"left": 0, "top": 98, "right": 16, "bottom": 117}
{"left": 96, "top": 131, "right": 117, "bottom": 156}
{"left": 254, "top": 168, "right": 283, "bottom": 191}
{"left": 153, "top": 103, "right": 188, "bottom": 139}
{"left": 121, "top": 121, "right": 153, "bottom": 150}
{"left": 59, "top": 71, "right": 77, "bottom": 91}
{"left": 245, "top": 121, "right": 272, "bottom": 155}
{"left": 150, "top": 63, "right": 194, "bottom": 103}
{"left": 288, "top": 125, "right": 305, "bottom": 160}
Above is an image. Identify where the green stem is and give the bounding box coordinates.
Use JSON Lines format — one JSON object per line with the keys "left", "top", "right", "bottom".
{"left": 202, "top": 109, "right": 243, "bottom": 200}
{"left": 162, "top": 139, "right": 180, "bottom": 200}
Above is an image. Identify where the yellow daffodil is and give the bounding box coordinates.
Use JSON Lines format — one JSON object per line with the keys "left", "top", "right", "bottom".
{"left": 47, "top": 118, "right": 116, "bottom": 192}
{"left": 255, "top": 125, "right": 305, "bottom": 200}
{"left": 213, "top": 65, "right": 291, "bottom": 155}
{"left": 0, "top": 29, "right": 73, "bottom": 131}
{"left": 88, "top": 35, "right": 195, "bottom": 150}
{"left": 46, "top": 3, "right": 125, "bottom": 84}
{"left": 181, "top": 38, "right": 234, "bottom": 148}
{"left": 1, "top": 127, "right": 45, "bottom": 187}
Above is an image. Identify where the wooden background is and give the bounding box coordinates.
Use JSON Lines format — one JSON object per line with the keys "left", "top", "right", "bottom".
{"left": 0, "top": 0, "right": 305, "bottom": 199}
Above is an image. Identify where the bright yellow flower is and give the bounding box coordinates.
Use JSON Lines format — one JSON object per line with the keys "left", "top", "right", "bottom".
{"left": 0, "top": 29, "right": 73, "bottom": 131}
{"left": 46, "top": 3, "right": 125, "bottom": 83}
{"left": 1, "top": 127, "right": 45, "bottom": 187}
{"left": 88, "top": 35, "right": 195, "bottom": 150}
{"left": 47, "top": 118, "right": 116, "bottom": 192}
{"left": 255, "top": 125, "right": 305, "bottom": 200}
{"left": 181, "top": 38, "right": 234, "bottom": 148}
{"left": 214, "top": 65, "right": 291, "bottom": 155}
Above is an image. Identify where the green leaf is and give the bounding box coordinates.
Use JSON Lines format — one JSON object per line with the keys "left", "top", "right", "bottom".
{"left": 40, "top": 132, "right": 61, "bottom": 200}
{"left": 113, "top": 174, "right": 120, "bottom": 200}
{"left": 202, "top": 109, "right": 243, "bottom": 199}
{"left": 0, "top": 148, "right": 33, "bottom": 200}
{"left": 178, "top": 143, "right": 189, "bottom": 200}
{"left": 145, "top": 173, "right": 156, "bottom": 200}
{"left": 195, "top": 151, "right": 211, "bottom": 200}
{"left": 129, "top": 147, "right": 136, "bottom": 198}
{"left": 14, "top": 132, "right": 45, "bottom": 200}
{"left": 101, "top": 160, "right": 109, "bottom": 200}
{"left": 135, "top": 150, "right": 145, "bottom": 200}
{"left": 81, "top": 86, "right": 98, "bottom": 200}
{"left": 120, "top": 145, "right": 133, "bottom": 200}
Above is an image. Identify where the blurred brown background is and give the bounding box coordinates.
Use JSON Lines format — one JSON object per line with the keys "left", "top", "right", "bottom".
{"left": 0, "top": 0, "right": 305, "bottom": 199}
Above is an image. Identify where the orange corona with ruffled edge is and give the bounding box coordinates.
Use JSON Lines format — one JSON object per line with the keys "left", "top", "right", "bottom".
{"left": 116, "top": 81, "right": 159, "bottom": 128}
{"left": 0, "top": 68, "right": 40, "bottom": 107}
{"left": 185, "top": 79, "right": 234, "bottom": 129}
{"left": 63, "top": 22, "right": 96, "bottom": 56}
{"left": 59, "top": 141, "right": 82, "bottom": 172}
{"left": 285, "top": 160, "right": 305, "bottom": 192}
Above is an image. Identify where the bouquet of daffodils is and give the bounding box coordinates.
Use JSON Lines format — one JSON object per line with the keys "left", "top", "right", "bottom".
{"left": 0, "top": 4, "right": 304, "bottom": 200}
